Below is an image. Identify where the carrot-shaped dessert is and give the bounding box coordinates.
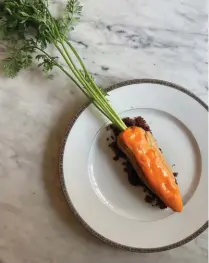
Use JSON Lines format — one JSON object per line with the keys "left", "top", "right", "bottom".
{"left": 118, "top": 127, "right": 183, "bottom": 212}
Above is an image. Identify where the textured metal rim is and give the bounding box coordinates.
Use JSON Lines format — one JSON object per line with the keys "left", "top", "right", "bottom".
{"left": 59, "top": 79, "right": 208, "bottom": 253}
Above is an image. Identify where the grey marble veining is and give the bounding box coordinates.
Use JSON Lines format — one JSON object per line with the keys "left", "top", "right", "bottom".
{"left": 0, "top": 0, "right": 207, "bottom": 263}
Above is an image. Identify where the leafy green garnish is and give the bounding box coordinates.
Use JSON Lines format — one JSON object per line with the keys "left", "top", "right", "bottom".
{"left": 57, "top": 0, "right": 82, "bottom": 34}
{"left": 0, "top": 0, "right": 127, "bottom": 131}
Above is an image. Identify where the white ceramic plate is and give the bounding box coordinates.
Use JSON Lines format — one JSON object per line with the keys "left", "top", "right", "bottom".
{"left": 60, "top": 79, "right": 208, "bottom": 252}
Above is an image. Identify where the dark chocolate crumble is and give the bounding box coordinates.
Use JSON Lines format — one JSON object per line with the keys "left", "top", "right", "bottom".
{"left": 106, "top": 117, "right": 178, "bottom": 210}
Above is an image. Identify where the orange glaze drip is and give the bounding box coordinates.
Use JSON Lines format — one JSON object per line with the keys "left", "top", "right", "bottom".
{"left": 118, "top": 127, "right": 183, "bottom": 212}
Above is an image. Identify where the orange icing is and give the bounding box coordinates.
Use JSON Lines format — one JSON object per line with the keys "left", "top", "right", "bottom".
{"left": 118, "top": 127, "right": 183, "bottom": 212}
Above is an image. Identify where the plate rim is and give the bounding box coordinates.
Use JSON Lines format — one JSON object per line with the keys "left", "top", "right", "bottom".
{"left": 59, "top": 78, "right": 208, "bottom": 253}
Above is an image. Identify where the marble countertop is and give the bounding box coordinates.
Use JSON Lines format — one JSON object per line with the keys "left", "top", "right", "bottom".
{"left": 0, "top": 0, "right": 207, "bottom": 262}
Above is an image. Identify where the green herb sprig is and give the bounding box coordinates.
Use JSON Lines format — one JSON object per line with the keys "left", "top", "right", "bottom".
{"left": 0, "top": 0, "right": 127, "bottom": 131}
